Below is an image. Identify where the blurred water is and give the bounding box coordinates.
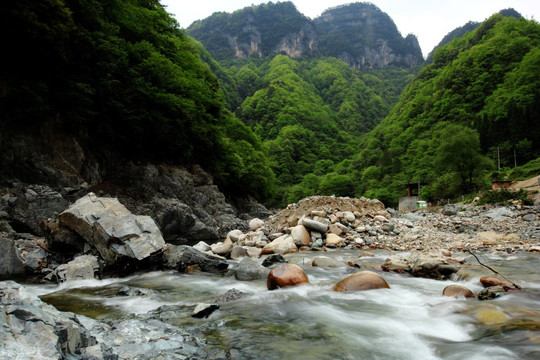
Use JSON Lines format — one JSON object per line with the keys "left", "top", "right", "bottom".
{"left": 34, "top": 250, "right": 540, "bottom": 359}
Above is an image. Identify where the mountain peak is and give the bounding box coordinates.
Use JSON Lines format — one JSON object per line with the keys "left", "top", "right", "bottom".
{"left": 187, "top": 1, "right": 423, "bottom": 69}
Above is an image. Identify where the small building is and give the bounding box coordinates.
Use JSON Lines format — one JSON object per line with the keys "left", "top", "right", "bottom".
{"left": 399, "top": 182, "right": 428, "bottom": 211}
{"left": 492, "top": 180, "right": 512, "bottom": 190}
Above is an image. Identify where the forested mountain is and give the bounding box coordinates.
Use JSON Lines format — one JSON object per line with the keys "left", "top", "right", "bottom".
{"left": 0, "top": 0, "right": 274, "bottom": 199}
{"left": 347, "top": 14, "right": 540, "bottom": 205}
{"left": 424, "top": 8, "right": 522, "bottom": 64}
{"left": 2, "top": 1, "right": 537, "bottom": 210}
{"left": 187, "top": 2, "right": 423, "bottom": 70}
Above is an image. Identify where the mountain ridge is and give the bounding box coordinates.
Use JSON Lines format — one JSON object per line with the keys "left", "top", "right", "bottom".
{"left": 187, "top": 1, "right": 423, "bottom": 69}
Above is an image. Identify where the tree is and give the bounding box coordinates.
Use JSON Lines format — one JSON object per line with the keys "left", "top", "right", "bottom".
{"left": 435, "top": 125, "right": 493, "bottom": 193}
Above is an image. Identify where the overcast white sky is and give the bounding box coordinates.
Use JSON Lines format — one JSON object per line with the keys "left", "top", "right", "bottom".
{"left": 160, "top": 0, "right": 540, "bottom": 58}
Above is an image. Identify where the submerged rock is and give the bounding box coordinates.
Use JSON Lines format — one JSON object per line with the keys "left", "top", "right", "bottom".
{"left": 267, "top": 264, "right": 309, "bottom": 290}
{"left": 333, "top": 271, "right": 390, "bottom": 292}
{"left": 442, "top": 284, "right": 475, "bottom": 298}
{"left": 235, "top": 257, "right": 269, "bottom": 280}
{"left": 59, "top": 193, "right": 165, "bottom": 264}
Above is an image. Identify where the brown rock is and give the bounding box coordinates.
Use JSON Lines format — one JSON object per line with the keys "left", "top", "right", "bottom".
{"left": 333, "top": 271, "right": 390, "bottom": 292}
{"left": 328, "top": 224, "right": 343, "bottom": 236}
{"left": 479, "top": 276, "right": 512, "bottom": 288}
{"left": 442, "top": 284, "right": 475, "bottom": 298}
{"left": 267, "top": 264, "right": 309, "bottom": 290}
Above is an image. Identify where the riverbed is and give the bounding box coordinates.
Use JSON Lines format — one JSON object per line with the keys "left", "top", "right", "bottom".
{"left": 33, "top": 250, "right": 540, "bottom": 359}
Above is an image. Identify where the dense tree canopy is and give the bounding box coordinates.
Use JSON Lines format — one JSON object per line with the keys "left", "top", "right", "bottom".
{"left": 0, "top": 0, "right": 274, "bottom": 200}
{"left": 346, "top": 14, "right": 540, "bottom": 206}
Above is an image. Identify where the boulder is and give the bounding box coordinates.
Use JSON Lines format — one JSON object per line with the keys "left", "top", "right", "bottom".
{"left": 0, "top": 236, "right": 26, "bottom": 278}
{"left": 442, "top": 284, "right": 475, "bottom": 298}
{"left": 343, "top": 211, "right": 356, "bottom": 222}
{"left": 235, "top": 257, "right": 269, "bottom": 281}
{"left": 479, "top": 276, "right": 512, "bottom": 288}
{"left": 192, "top": 303, "right": 220, "bottom": 318}
{"left": 381, "top": 252, "right": 460, "bottom": 280}
{"left": 476, "top": 308, "right": 510, "bottom": 325}
{"left": 12, "top": 185, "right": 68, "bottom": 236}
{"left": 192, "top": 241, "right": 211, "bottom": 253}
{"left": 262, "top": 254, "right": 287, "bottom": 267}
{"left": 0, "top": 281, "right": 98, "bottom": 359}
{"left": 267, "top": 264, "right": 309, "bottom": 290}
{"left": 163, "top": 245, "right": 229, "bottom": 273}
{"left": 312, "top": 256, "right": 346, "bottom": 268}
{"left": 325, "top": 233, "right": 344, "bottom": 246}
{"left": 227, "top": 229, "right": 244, "bottom": 242}
{"left": 300, "top": 218, "right": 328, "bottom": 233}
{"left": 373, "top": 215, "right": 388, "bottom": 223}
{"left": 328, "top": 224, "right": 343, "bottom": 236}
{"left": 230, "top": 246, "right": 249, "bottom": 260}
{"left": 59, "top": 193, "right": 165, "bottom": 264}
{"left": 211, "top": 237, "right": 233, "bottom": 256}
{"left": 249, "top": 218, "right": 265, "bottom": 231}
{"left": 333, "top": 271, "right": 390, "bottom": 292}
{"left": 55, "top": 255, "right": 100, "bottom": 283}
{"left": 291, "top": 225, "right": 311, "bottom": 247}
{"left": 261, "top": 235, "right": 298, "bottom": 255}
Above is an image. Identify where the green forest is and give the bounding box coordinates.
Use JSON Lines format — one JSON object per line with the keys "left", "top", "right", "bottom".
{"left": 1, "top": 1, "right": 539, "bottom": 208}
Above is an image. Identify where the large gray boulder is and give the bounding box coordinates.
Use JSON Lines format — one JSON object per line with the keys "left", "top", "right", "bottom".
{"left": 0, "top": 281, "right": 99, "bottom": 360}
{"left": 55, "top": 255, "right": 100, "bottom": 283}
{"left": 11, "top": 185, "right": 68, "bottom": 236}
{"left": 59, "top": 193, "right": 165, "bottom": 264}
{"left": 0, "top": 237, "right": 26, "bottom": 278}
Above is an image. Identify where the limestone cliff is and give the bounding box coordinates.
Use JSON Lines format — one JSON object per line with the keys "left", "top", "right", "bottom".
{"left": 187, "top": 2, "right": 317, "bottom": 60}
{"left": 187, "top": 1, "right": 423, "bottom": 69}
{"left": 314, "top": 3, "right": 423, "bottom": 69}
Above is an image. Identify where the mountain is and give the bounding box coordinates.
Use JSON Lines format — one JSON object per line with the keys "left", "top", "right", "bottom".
{"left": 187, "top": 1, "right": 423, "bottom": 69}
{"left": 425, "top": 8, "right": 522, "bottom": 64}
{"left": 187, "top": 2, "right": 317, "bottom": 60}
{"left": 346, "top": 13, "right": 540, "bottom": 205}
{"left": 315, "top": 3, "right": 423, "bottom": 69}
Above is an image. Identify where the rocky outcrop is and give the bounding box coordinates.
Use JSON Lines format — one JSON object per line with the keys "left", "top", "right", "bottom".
{"left": 59, "top": 193, "right": 165, "bottom": 264}
{"left": 187, "top": 2, "right": 318, "bottom": 61}
{"left": 187, "top": 2, "right": 421, "bottom": 69}
{"left": 0, "top": 281, "right": 100, "bottom": 359}
{"left": 314, "top": 3, "right": 423, "bottom": 69}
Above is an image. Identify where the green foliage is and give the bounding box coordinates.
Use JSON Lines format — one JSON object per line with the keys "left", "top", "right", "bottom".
{"left": 507, "top": 157, "right": 540, "bottom": 181}
{"left": 477, "top": 189, "right": 532, "bottom": 206}
{"left": 344, "top": 14, "right": 540, "bottom": 207}
{"left": 0, "top": 0, "right": 275, "bottom": 200}
{"left": 435, "top": 125, "right": 494, "bottom": 193}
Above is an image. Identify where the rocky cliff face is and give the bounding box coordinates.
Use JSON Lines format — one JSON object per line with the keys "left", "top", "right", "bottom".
{"left": 314, "top": 3, "right": 423, "bottom": 69}
{"left": 187, "top": 2, "right": 317, "bottom": 60}
{"left": 0, "top": 122, "right": 271, "bottom": 252}
{"left": 187, "top": 1, "right": 423, "bottom": 69}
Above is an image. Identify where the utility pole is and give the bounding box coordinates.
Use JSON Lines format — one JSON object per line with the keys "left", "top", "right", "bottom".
{"left": 497, "top": 146, "right": 500, "bottom": 172}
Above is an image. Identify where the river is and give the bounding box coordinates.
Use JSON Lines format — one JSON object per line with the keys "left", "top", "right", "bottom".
{"left": 32, "top": 250, "right": 540, "bottom": 359}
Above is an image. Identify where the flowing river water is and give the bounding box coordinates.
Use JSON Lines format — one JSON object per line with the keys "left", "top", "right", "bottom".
{"left": 32, "top": 250, "right": 540, "bottom": 359}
